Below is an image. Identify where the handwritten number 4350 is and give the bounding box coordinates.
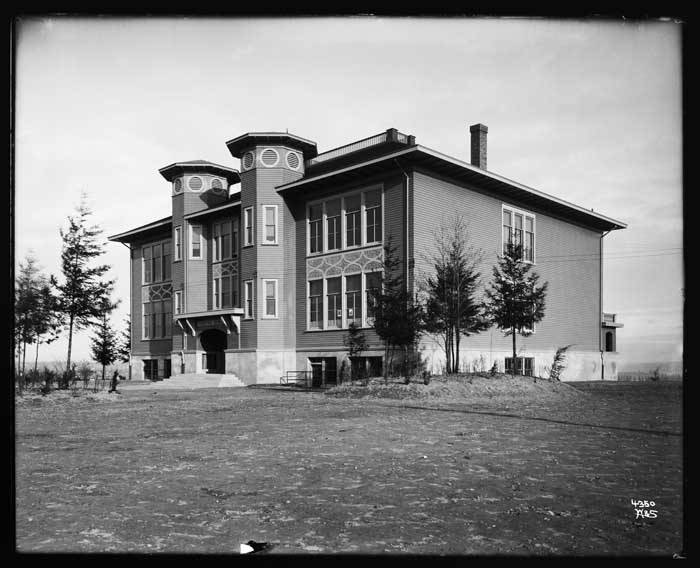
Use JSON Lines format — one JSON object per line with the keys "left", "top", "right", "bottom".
{"left": 631, "top": 499, "right": 658, "bottom": 519}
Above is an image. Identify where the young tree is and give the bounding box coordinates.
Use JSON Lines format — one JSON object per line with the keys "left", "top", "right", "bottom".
{"left": 483, "top": 243, "right": 548, "bottom": 377}
{"left": 31, "top": 279, "right": 63, "bottom": 374}
{"left": 422, "top": 217, "right": 489, "bottom": 374}
{"left": 90, "top": 296, "right": 121, "bottom": 384}
{"left": 52, "top": 194, "right": 115, "bottom": 378}
{"left": 15, "top": 253, "right": 42, "bottom": 377}
{"left": 117, "top": 315, "right": 132, "bottom": 380}
{"left": 370, "top": 236, "right": 424, "bottom": 380}
{"left": 343, "top": 321, "right": 369, "bottom": 382}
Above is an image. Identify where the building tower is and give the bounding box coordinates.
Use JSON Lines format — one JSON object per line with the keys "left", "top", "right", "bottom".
{"left": 225, "top": 133, "right": 317, "bottom": 381}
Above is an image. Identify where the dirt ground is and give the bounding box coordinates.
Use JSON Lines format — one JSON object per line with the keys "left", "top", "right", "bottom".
{"left": 14, "top": 380, "right": 683, "bottom": 556}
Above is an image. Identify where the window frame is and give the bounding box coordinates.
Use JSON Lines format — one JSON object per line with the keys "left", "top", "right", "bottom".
{"left": 244, "top": 280, "right": 255, "bottom": 319}
{"left": 262, "top": 205, "right": 279, "bottom": 245}
{"left": 243, "top": 207, "right": 254, "bottom": 247}
{"left": 189, "top": 224, "right": 203, "bottom": 260}
{"left": 142, "top": 239, "right": 172, "bottom": 285}
{"left": 174, "top": 290, "right": 183, "bottom": 314}
{"left": 308, "top": 279, "right": 324, "bottom": 330}
{"left": 142, "top": 299, "right": 172, "bottom": 340}
{"left": 262, "top": 279, "right": 279, "bottom": 319}
{"left": 174, "top": 226, "right": 182, "bottom": 261}
{"left": 501, "top": 204, "right": 536, "bottom": 264}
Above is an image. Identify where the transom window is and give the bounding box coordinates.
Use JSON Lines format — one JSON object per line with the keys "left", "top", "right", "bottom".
{"left": 502, "top": 205, "right": 535, "bottom": 262}
{"left": 307, "top": 186, "right": 383, "bottom": 255}
{"left": 143, "top": 240, "right": 171, "bottom": 284}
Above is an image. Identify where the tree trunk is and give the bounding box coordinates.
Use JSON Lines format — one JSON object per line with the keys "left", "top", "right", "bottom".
{"left": 511, "top": 328, "right": 517, "bottom": 378}
{"left": 34, "top": 338, "right": 40, "bottom": 374}
{"left": 22, "top": 339, "right": 27, "bottom": 376}
{"left": 66, "top": 315, "right": 74, "bottom": 374}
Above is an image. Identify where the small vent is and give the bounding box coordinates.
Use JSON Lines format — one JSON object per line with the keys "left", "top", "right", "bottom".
{"left": 173, "top": 178, "right": 182, "bottom": 193}
{"left": 189, "top": 176, "right": 203, "bottom": 191}
{"left": 261, "top": 148, "right": 279, "bottom": 167}
{"left": 211, "top": 178, "right": 224, "bottom": 192}
{"left": 243, "top": 151, "right": 255, "bottom": 170}
{"left": 286, "top": 151, "right": 300, "bottom": 170}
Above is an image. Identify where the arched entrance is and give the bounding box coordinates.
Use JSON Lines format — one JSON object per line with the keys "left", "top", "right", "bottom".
{"left": 200, "top": 329, "right": 227, "bottom": 374}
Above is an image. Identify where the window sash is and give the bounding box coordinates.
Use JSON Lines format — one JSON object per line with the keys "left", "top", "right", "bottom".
{"left": 221, "top": 276, "right": 231, "bottom": 308}
{"left": 174, "top": 227, "right": 182, "bottom": 261}
{"left": 309, "top": 280, "right": 323, "bottom": 328}
{"left": 244, "top": 208, "right": 254, "bottom": 246}
{"left": 191, "top": 225, "right": 202, "bottom": 258}
{"left": 264, "top": 206, "right": 277, "bottom": 243}
{"left": 244, "top": 281, "right": 254, "bottom": 318}
{"left": 221, "top": 222, "right": 231, "bottom": 259}
{"left": 264, "top": 280, "right": 277, "bottom": 317}
{"left": 345, "top": 275, "right": 362, "bottom": 324}
{"left": 326, "top": 277, "right": 342, "bottom": 328}
{"left": 503, "top": 207, "right": 535, "bottom": 262}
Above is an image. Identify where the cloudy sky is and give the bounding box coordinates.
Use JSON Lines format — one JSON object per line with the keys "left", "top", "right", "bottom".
{"left": 14, "top": 16, "right": 683, "bottom": 369}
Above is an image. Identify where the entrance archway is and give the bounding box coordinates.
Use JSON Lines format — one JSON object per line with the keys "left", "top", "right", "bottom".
{"left": 200, "top": 329, "right": 227, "bottom": 374}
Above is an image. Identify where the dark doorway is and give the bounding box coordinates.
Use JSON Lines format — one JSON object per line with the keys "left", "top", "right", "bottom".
{"left": 200, "top": 329, "right": 227, "bottom": 373}
{"left": 605, "top": 331, "right": 615, "bottom": 352}
{"left": 309, "top": 357, "right": 337, "bottom": 387}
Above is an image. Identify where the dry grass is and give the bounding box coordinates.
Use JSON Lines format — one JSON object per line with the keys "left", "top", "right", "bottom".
{"left": 326, "top": 373, "right": 588, "bottom": 404}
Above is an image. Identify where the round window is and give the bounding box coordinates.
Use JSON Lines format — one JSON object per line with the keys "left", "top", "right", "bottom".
{"left": 260, "top": 148, "right": 279, "bottom": 167}
{"left": 173, "top": 178, "right": 182, "bottom": 193}
{"left": 242, "top": 151, "right": 255, "bottom": 170}
{"left": 286, "top": 151, "right": 300, "bottom": 170}
{"left": 211, "top": 178, "right": 224, "bottom": 193}
{"left": 189, "top": 176, "right": 203, "bottom": 191}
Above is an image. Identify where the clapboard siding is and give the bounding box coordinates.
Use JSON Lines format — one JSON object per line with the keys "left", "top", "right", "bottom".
{"left": 412, "top": 169, "right": 601, "bottom": 354}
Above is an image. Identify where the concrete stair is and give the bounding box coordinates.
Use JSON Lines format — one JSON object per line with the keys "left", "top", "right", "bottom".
{"left": 121, "top": 373, "right": 246, "bottom": 391}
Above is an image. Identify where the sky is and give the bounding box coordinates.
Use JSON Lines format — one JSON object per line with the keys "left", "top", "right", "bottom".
{"left": 14, "top": 16, "right": 683, "bottom": 369}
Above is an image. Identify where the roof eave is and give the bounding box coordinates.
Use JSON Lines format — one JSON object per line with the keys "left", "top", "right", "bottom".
{"left": 108, "top": 216, "right": 172, "bottom": 243}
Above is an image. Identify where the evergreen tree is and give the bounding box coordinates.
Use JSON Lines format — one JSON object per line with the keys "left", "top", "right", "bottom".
{"left": 483, "top": 243, "right": 548, "bottom": 377}
{"left": 90, "top": 296, "right": 121, "bottom": 383}
{"left": 31, "top": 279, "right": 63, "bottom": 374}
{"left": 15, "top": 253, "right": 42, "bottom": 376}
{"left": 118, "top": 315, "right": 131, "bottom": 364}
{"left": 52, "top": 194, "right": 115, "bottom": 380}
{"left": 369, "top": 236, "right": 424, "bottom": 380}
{"left": 422, "top": 217, "right": 489, "bottom": 374}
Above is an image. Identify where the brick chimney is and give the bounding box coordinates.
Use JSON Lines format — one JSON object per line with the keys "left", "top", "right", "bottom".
{"left": 470, "top": 123, "right": 488, "bottom": 170}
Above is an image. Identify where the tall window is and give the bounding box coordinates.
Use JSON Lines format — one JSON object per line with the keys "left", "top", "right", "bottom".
{"left": 365, "top": 189, "right": 382, "bottom": 244}
{"left": 232, "top": 218, "right": 239, "bottom": 256}
{"left": 309, "top": 280, "right": 323, "bottom": 329}
{"left": 365, "top": 271, "right": 382, "bottom": 324}
{"left": 345, "top": 195, "right": 361, "bottom": 247}
{"left": 213, "top": 278, "right": 220, "bottom": 309}
{"left": 326, "top": 199, "right": 341, "bottom": 251}
{"left": 244, "top": 280, "right": 254, "bottom": 319}
{"left": 143, "top": 299, "right": 172, "bottom": 339}
{"left": 174, "top": 227, "right": 182, "bottom": 261}
{"left": 213, "top": 275, "right": 239, "bottom": 309}
{"left": 309, "top": 204, "right": 322, "bottom": 253}
{"left": 263, "top": 205, "right": 278, "bottom": 244}
{"left": 345, "top": 274, "right": 362, "bottom": 325}
{"left": 143, "top": 241, "right": 171, "bottom": 284}
{"left": 326, "top": 277, "right": 342, "bottom": 328}
{"left": 502, "top": 206, "right": 535, "bottom": 262}
{"left": 174, "top": 290, "right": 183, "bottom": 314}
{"left": 190, "top": 225, "right": 202, "bottom": 259}
{"left": 213, "top": 221, "right": 233, "bottom": 261}
{"left": 243, "top": 207, "right": 254, "bottom": 246}
{"left": 263, "top": 280, "right": 278, "bottom": 318}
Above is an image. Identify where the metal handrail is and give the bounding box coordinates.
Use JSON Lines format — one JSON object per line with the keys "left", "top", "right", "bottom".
{"left": 280, "top": 370, "right": 312, "bottom": 387}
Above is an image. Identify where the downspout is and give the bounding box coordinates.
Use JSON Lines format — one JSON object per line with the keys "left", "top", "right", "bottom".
{"left": 393, "top": 159, "right": 410, "bottom": 293}
{"left": 599, "top": 230, "right": 611, "bottom": 380}
{"left": 120, "top": 242, "right": 133, "bottom": 380}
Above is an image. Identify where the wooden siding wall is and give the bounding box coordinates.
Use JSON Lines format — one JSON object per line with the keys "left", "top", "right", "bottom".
{"left": 411, "top": 168, "right": 602, "bottom": 353}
